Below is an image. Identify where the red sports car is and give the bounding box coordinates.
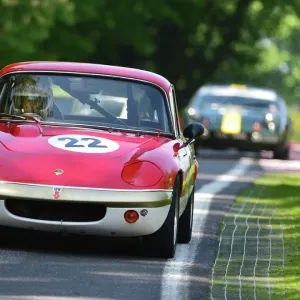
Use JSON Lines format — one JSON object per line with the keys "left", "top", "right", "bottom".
{"left": 0, "top": 61, "right": 204, "bottom": 258}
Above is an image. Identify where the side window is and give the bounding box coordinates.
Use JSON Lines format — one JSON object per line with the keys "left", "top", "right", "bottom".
{"left": 173, "top": 88, "right": 184, "bottom": 134}
{"left": 0, "top": 80, "right": 5, "bottom": 101}
{"left": 0, "top": 78, "right": 11, "bottom": 113}
{"left": 169, "top": 86, "right": 182, "bottom": 136}
{"left": 274, "top": 97, "right": 286, "bottom": 116}
{"left": 280, "top": 98, "right": 287, "bottom": 115}
{"left": 278, "top": 97, "right": 289, "bottom": 125}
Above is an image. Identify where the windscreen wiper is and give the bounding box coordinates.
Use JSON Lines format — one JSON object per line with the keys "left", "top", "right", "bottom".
{"left": 88, "top": 97, "right": 129, "bottom": 128}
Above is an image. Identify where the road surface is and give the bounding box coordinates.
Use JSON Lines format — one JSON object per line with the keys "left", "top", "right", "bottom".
{"left": 1, "top": 149, "right": 294, "bottom": 300}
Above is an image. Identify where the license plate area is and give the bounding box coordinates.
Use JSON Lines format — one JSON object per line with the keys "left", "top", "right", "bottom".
{"left": 232, "top": 132, "right": 247, "bottom": 140}
{"left": 215, "top": 132, "right": 247, "bottom": 140}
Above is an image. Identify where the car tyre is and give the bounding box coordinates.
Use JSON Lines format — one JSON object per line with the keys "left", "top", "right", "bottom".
{"left": 273, "top": 143, "right": 290, "bottom": 160}
{"left": 143, "top": 175, "right": 180, "bottom": 258}
{"left": 178, "top": 188, "right": 194, "bottom": 243}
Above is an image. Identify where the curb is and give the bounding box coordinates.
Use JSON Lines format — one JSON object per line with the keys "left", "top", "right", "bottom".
{"left": 290, "top": 142, "right": 300, "bottom": 152}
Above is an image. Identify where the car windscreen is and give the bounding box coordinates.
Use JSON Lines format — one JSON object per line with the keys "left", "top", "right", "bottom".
{"left": 0, "top": 73, "right": 172, "bottom": 133}
{"left": 197, "top": 95, "right": 279, "bottom": 112}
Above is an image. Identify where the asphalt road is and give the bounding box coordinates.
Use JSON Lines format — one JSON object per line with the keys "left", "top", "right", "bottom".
{"left": 0, "top": 150, "right": 265, "bottom": 300}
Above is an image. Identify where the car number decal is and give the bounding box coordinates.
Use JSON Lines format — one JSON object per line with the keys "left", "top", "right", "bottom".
{"left": 48, "top": 134, "right": 119, "bottom": 153}
{"left": 221, "top": 110, "right": 242, "bottom": 134}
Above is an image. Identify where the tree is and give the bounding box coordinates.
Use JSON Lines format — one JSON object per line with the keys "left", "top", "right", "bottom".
{"left": 2, "top": 0, "right": 300, "bottom": 109}
{"left": 0, "top": 0, "right": 74, "bottom": 66}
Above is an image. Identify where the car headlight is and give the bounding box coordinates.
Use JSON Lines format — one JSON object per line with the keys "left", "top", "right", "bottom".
{"left": 265, "top": 113, "right": 273, "bottom": 122}
{"left": 121, "top": 161, "right": 163, "bottom": 187}
{"left": 187, "top": 107, "right": 196, "bottom": 116}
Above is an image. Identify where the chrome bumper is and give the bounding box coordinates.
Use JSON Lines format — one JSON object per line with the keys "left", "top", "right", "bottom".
{"left": 0, "top": 181, "right": 173, "bottom": 237}
{"left": 0, "top": 181, "right": 173, "bottom": 208}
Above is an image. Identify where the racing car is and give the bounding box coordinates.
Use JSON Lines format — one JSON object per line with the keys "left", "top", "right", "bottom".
{"left": 0, "top": 61, "right": 205, "bottom": 258}
{"left": 185, "top": 84, "right": 293, "bottom": 159}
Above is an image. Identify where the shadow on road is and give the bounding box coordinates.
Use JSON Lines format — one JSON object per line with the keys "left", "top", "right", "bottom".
{"left": 0, "top": 227, "right": 148, "bottom": 259}
{"left": 196, "top": 147, "right": 264, "bottom": 160}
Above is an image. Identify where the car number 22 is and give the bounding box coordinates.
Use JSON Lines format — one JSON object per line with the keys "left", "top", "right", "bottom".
{"left": 58, "top": 137, "right": 107, "bottom": 148}
{"left": 48, "top": 134, "right": 120, "bottom": 153}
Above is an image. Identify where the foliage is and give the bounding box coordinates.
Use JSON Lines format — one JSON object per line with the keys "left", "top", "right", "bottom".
{"left": 213, "top": 2, "right": 300, "bottom": 104}
{"left": 1, "top": 0, "right": 300, "bottom": 110}
{"left": 288, "top": 107, "right": 300, "bottom": 141}
{"left": 0, "top": 0, "right": 74, "bottom": 63}
{"left": 232, "top": 173, "right": 300, "bottom": 299}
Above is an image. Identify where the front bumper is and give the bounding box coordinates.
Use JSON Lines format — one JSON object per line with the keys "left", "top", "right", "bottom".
{"left": 0, "top": 181, "right": 173, "bottom": 237}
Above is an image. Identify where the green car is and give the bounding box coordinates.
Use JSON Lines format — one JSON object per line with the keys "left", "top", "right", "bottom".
{"left": 184, "top": 84, "right": 293, "bottom": 159}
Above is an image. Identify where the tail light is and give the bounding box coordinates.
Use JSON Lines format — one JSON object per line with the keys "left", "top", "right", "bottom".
{"left": 252, "top": 122, "right": 261, "bottom": 132}
{"left": 202, "top": 119, "right": 210, "bottom": 127}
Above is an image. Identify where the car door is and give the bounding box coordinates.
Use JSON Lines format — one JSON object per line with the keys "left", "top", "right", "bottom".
{"left": 169, "top": 86, "right": 194, "bottom": 215}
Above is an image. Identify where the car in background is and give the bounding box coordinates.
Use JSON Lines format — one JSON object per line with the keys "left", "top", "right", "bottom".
{"left": 185, "top": 84, "right": 293, "bottom": 159}
{"left": 0, "top": 61, "right": 205, "bottom": 258}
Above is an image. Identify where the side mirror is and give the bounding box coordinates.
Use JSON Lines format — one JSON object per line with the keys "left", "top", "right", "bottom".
{"left": 183, "top": 122, "right": 205, "bottom": 146}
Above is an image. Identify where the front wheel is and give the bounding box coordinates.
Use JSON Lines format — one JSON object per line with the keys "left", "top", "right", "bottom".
{"left": 143, "top": 175, "right": 180, "bottom": 258}
{"left": 178, "top": 188, "right": 194, "bottom": 243}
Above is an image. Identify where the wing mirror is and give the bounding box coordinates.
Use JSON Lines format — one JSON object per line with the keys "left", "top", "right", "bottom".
{"left": 183, "top": 122, "right": 205, "bottom": 146}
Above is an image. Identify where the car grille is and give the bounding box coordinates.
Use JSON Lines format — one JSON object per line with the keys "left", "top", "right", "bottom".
{"left": 5, "top": 198, "right": 107, "bottom": 222}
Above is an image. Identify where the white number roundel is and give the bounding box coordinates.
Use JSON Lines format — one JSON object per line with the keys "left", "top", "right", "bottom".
{"left": 48, "top": 134, "right": 120, "bottom": 153}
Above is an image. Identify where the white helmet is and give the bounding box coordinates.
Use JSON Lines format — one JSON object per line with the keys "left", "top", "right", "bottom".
{"left": 11, "top": 75, "right": 54, "bottom": 119}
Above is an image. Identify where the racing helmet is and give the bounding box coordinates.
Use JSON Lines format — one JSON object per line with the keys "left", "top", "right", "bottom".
{"left": 11, "top": 75, "right": 54, "bottom": 119}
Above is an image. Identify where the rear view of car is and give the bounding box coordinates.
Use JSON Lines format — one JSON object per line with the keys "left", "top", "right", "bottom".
{"left": 186, "top": 84, "right": 293, "bottom": 159}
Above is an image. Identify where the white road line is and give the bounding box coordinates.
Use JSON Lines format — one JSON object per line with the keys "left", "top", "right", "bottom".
{"left": 160, "top": 157, "right": 254, "bottom": 300}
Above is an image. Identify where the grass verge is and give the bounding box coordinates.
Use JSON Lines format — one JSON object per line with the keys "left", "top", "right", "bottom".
{"left": 240, "top": 173, "right": 300, "bottom": 299}
{"left": 211, "top": 173, "right": 300, "bottom": 299}
{"left": 288, "top": 108, "right": 300, "bottom": 142}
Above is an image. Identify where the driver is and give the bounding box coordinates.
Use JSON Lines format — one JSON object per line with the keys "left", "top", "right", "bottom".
{"left": 11, "top": 75, "right": 55, "bottom": 120}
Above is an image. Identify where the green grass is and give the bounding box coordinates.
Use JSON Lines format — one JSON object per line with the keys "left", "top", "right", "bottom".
{"left": 235, "top": 173, "right": 300, "bottom": 299}
{"left": 288, "top": 107, "right": 300, "bottom": 142}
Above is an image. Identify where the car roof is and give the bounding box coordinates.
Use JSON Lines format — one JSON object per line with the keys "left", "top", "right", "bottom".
{"left": 0, "top": 61, "right": 172, "bottom": 95}
{"left": 198, "top": 84, "right": 278, "bottom": 101}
